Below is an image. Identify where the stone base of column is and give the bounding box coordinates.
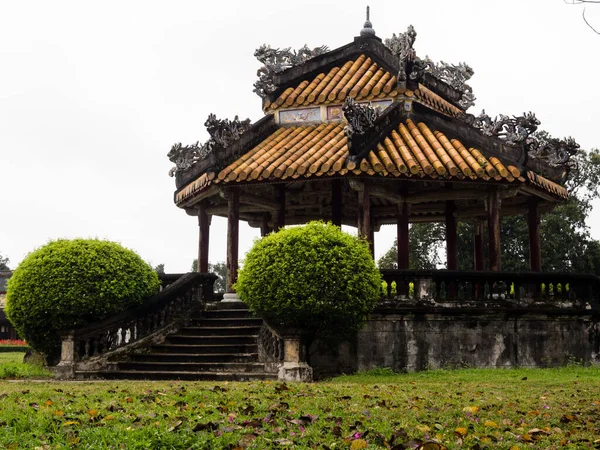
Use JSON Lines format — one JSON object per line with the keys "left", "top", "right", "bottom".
{"left": 55, "top": 363, "right": 75, "bottom": 379}
{"left": 222, "top": 292, "right": 240, "bottom": 302}
{"left": 278, "top": 361, "right": 313, "bottom": 382}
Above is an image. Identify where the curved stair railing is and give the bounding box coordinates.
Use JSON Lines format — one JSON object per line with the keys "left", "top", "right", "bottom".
{"left": 56, "top": 272, "right": 216, "bottom": 378}
{"left": 257, "top": 323, "right": 284, "bottom": 373}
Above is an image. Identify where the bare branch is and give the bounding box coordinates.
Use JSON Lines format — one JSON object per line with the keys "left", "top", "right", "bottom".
{"left": 583, "top": 7, "right": 600, "bottom": 33}
{"left": 565, "top": 0, "right": 600, "bottom": 34}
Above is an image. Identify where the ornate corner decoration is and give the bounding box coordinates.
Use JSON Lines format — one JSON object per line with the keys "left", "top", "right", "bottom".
{"left": 384, "top": 26, "right": 476, "bottom": 110}
{"left": 342, "top": 97, "right": 380, "bottom": 156}
{"left": 471, "top": 110, "right": 540, "bottom": 146}
{"left": 168, "top": 114, "right": 251, "bottom": 177}
{"left": 422, "top": 59, "right": 476, "bottom": 110}
{"left": 253, "top": 44, "right": 329, "bottom": 99}
{"left": 527, "top": 135, "right": 580, "bottom": 170}
{"left": 467, "top": 110, "right": 579, "bottom": 171}
{"left": 384, "top": 25, "right": 417, "bottom": 90}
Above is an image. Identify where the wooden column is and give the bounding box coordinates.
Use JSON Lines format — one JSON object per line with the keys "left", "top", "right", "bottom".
{"left": 474, "top": 221, "right": 485, "bottom": 271}
{"left": 197, "top": 201, "right": 210, "bottom": 273}
{"left": 273, "top": 184, "right": 285, "bottom": 232}
{"left": 397, "top": 201, "right": 409, "bottom": 270}
{"left": 445, "top": 200, "right": 458, "bottom": 270}
{"left": 357, "top": 182, "right": 371, "bottom": 240}
{"left": 331, "top": 179, "right": 343, "bottom": 227}
{"left": 487, "top": 189, "right": 501, "bottom": 272}
{"left": 226, "top": 188, "right": 240, "bottom": 293}
{"left": 528, "top": 200, "right": 542, "bottom": 272}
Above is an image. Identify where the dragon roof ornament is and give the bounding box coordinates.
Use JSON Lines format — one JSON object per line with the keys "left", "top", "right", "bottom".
{"left": 468, "top": 110, "right": 579, "bottom": 171}
{"left": 384, "top": 25, "right": 417, "bottom": 87}
{"left": 527, "top": 135, "right": 580, "bottom": 170}
{"left": 168, "top": 114, "right": 251, "bottom": 177}
{"left": 384, "top": 25, "right": 476, "bottom": 110}
{"left": 253, "top": 44, "right": 329, "bottom": 99}
{"left": 343, "top": 97, "right": 380, "bottom": 156}
{"left": 471, "top": 110, "right": 540, "bottom": 146}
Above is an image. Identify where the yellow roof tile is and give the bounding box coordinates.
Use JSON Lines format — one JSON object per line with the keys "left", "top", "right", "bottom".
{"left": 267, "top": 55, "right": 397, "bottom": 110}
{"left": 414, "top": 84, "right": 464, "bottom": 117}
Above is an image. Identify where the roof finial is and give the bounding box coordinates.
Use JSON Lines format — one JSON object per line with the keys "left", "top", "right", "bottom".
{"left": 360, "top": 5, "right": 376, "bottom": 37}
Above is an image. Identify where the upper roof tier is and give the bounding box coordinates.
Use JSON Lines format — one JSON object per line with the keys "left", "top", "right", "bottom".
{"left": 169, "top": 19, "right": 579, "bottom": 211}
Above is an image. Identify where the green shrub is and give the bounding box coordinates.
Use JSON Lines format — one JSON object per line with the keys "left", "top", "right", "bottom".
{"left": 235, "top": 222, "right": 381, "bottom": 338}
{"left": 5, "top": 239, "right": 160, "bottom": 362}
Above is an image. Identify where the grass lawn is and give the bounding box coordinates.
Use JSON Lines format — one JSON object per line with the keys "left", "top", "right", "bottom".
{"left": 0, "top": 367, "right": 598, "bottom": 449}
{"left": 0, "top": 350, "right": 52, "bottom": 380}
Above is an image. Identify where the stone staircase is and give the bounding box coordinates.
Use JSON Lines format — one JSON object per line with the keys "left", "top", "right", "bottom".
{"left": 80, "top": 302, "right": 278, "bottom": 381}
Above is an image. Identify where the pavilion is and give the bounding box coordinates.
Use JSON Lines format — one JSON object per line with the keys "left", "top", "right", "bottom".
{"left": 169, "top": 11, "right": 574, "bottom": 294}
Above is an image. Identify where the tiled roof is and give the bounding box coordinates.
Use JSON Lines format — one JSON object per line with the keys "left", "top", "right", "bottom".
{"left": 175, "top": 119, "right": 569, "bottom": 205}
{"left": 264, "top": 55, "right": 399, "bottom": 110}
{"left": 414, "top": 84, "right": 463, "bottom": 118}
{"left": 527, "top": 171, "right": 568, "bottom": 199}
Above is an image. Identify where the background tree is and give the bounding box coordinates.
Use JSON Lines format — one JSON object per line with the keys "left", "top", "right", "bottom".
{"left": 191, "top": 259, "right": 226, "bottom": 293}
{"left": 378, "top": 223, "right": 444, "bottom": 269}
{"left": 0, "top": 253, "right": 9, "bottom": 271}
{"left": 153, "top": 263, "right": 165, "bottom": 275}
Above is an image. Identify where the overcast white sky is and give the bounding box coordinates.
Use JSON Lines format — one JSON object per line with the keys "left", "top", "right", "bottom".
{"left": 1, "top": 0, "right": 599, "bottom": 273}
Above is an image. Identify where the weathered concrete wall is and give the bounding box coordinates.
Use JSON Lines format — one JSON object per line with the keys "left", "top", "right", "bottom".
{"left": 309, "top": 307, "right": 600, "bottom": 377}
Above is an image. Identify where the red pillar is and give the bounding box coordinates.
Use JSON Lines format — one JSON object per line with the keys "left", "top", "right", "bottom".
{"left": 226, "top": 188, "right": 240, "bottom": 293}
{"left": 474, "top": 221, "right": 485, "bottom": 271}
{"left": 357, "top": 182, "right": 371, "bottom": 241}
{"left": 528, "top": 200, "right": 541, "bottom": 272}
{"left": 397, "top": 201, "right": 409, "bottom": 269}
{"left": 197, "top": 201, "right": 210, "bottom": 273}
{"left": 274, "top": 184, "right": 285, "bottom": 232}
{"left": 487, "top": 189, "right": 501, "bottom": 271}
{"left": 331, "top": 179, "right": 343, "bottom": 227}
{"left": 445, "top": 200, "right": 458, "bottom": 270}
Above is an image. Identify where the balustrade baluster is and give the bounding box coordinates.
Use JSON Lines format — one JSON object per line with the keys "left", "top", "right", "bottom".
{"left": 84, "top": 338, "right": 91, "bottom": 358}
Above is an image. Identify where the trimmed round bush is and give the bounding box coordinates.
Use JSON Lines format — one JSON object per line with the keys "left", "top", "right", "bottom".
{"left": 5, "top": 239, "right": 160, "bottom": 361}
{"left": 235, "top": 222, "right": 381, "bottom": 338}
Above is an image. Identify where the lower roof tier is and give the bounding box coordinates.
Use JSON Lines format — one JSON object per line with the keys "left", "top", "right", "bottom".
{"left": 175, "top": 118, "right": 568, "bottom": 207}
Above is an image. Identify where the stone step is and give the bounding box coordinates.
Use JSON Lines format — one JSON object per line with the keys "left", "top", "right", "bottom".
{"left": 77, "top": 370, "right": 277, "bottom": 382}
{"left": 129, "top": 352, "right": 259, "bottom": 363}
{"left": 201, "top": 309, "right": 254, "bottom": 320}
{"left": 164, "top": 335, "right": 257, "bottom": 346}
{"left": 118, "top": 361, "right": 266, "bottom": 373}
{"left": 151, "top": 343, "right": 259, "bottom": 354}
{"left": 178, "top": 325, "right": 261, "bottom": 336}
{"left": 190, "top": 318, "right": 263, "bottom": 327}
{"left": 205, "top": 301, "right": 248, "bottom": 311}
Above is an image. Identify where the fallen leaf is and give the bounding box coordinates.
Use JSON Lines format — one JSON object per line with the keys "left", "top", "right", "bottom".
{"left": 417, "top": 443, "right": 448, "bottom": 450}
{"left": 168, "top": 420, "right": 183, "bottom": 431}
{"left": 350, "top": 439, "right": 368, "bottom": 450}
{"left": 193, "top": 422, "right": 218, "bottom": 432}
{"left": 237, "top": 434, "right": 257, "bottom": 448}
{"left": 463, "top": 406, "right": 479, "bottom": 414}
{"left": 484, "top": 420, "right": 498, "bottom": 428}
{"left": 454, "top": 427, "right": 468, "bottom": 438}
